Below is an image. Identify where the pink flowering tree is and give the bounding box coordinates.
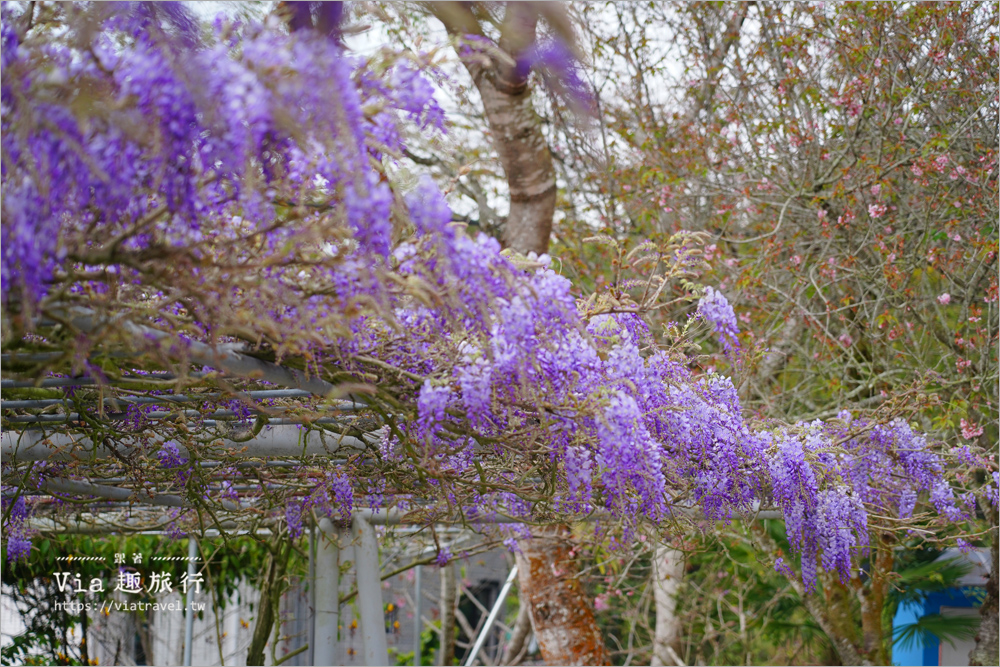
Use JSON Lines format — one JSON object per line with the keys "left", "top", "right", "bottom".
{"left": 548, "top": 1, "right": 998, "bottom": 663}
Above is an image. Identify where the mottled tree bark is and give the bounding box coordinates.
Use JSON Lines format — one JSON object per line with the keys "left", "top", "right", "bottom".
{"left": 246, "top": 552, "right": 276, "bottom": 666}
{"left": 857, "top": 542, "right": 893, "bottom": 665}
{"left": 433, "top": 1, "right": 557, "bottom": 257}
{"left": 472, "top": 72, "right": 556, "bottom": 256}
{"left": 513, "top": 525, "right": 609, "bottom": 665}
{"left": 800, "top": 584, "right": 867, "bottom": 667}
{"left": 969, "top": 507, "right": 999, "bottom": 666}
{"left": 650, "top": 546, "right": 685, "bottom": 666}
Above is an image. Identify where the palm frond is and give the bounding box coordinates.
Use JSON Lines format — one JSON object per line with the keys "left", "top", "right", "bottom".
{"left": 893, "top": 612, "right": 981, "bottom": 652}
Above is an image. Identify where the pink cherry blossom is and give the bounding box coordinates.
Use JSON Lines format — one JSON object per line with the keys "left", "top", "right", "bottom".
{"left": 960, "top": 419, "right": 984, "bottom": 440}
{"left": 868, "top": 203, "right": 887, "bottom": 219}
{"left": 938, "top": 293, "right": 951, "bottom": 304}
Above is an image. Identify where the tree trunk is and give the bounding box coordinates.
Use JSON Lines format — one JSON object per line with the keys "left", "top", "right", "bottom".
{"left": 751, "top": 523, "right": 868, "bottom": 665}
{"left": 857, "top": 542, "right": 893, "bottom": 665}
{"left": 471, "top": 75, "right": 556, "bottom": 256}
{"left": 650, "top": 545, "right": 685, "bottom": 666}
{"left": 247, "top": 539, "right": 290, "bottom": 666}
{"left": 439, "top": 2, "right": 557, "bottom": 257}
{"left": 514, "top": 525, "right": 609, "bottom": 665}
{"left": 969, "top": 507, "right": 999, "bottom": 666}
{"left": 801, "top": 588, "right": 867, "bottom": 667}
{"left": 79, "top": 593, "right": 89, "bottom": 666}
{"left": 247, "top": 550, "right": 278, "bottom": 666}
{"left": 502, "top": 603, "right": 532, "bottom": 665}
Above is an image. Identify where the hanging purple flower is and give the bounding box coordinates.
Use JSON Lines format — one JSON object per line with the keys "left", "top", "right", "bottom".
{"left": 697, "top": 286, "right": 740, "bottom": 354}
{"left": 157, "top": 442, "right": 188, "bottom": 469}
{"left": 516, "top": 39, "right": 595, "bottom": 114}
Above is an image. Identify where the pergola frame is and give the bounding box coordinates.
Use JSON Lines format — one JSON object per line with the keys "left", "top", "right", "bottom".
{"left": 2, "top": 315, "right": 784, "bottom": 667}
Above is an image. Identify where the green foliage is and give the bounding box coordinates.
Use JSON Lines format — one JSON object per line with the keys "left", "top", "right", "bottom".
{"left": 893, "top": 613, "right": 981, "bottom": 653}
{"left": 1, "top": 532, "right": 273, "bottom": 666}
{"left": 419, "top": 622, "right": 444, "bottom": 666}
{"left": 387, "top": 623, "right": 447, "bottom": 667}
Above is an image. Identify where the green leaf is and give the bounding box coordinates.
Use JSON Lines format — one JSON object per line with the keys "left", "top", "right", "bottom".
{"left": 893, "top": 612, "right": 980, "bottom": 652}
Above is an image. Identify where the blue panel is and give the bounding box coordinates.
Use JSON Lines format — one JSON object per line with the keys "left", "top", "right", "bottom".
{"left": 892, "top": 588, "right": 982, "bottom": 666}
{"left": 893, "top": 599, "right": 926, "bottom": 666}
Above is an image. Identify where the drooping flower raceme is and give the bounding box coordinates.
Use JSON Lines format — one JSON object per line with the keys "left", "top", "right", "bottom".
{"left": 2, "top": 496, "right": 32, "bottom": 562}
{"left": 697, "top": 287, "right": 740, "bottom": 353}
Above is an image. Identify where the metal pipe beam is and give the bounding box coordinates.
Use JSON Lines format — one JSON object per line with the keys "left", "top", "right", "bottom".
{"left": 1, "top": 426, "right": 371, "bottom": 461}
{"left": 308, "top": 525, "right": 317, "bottom": 666}
{"left": 4, "top": 412, "right": 352, "bottom": 425}
{"left": 0, "top": 388, "right": 322, "bottom": 409}
{"left": 1, "top": 376, "right": 137, "bottom": 389}
{"left": 36, "top": 478, "right": 241, "bottom": 512}
{"left": 59, "top": 307, "right": 341, "bottom": 397}
{"left": 16, "top": 486, "right": 785, "bottom": 524}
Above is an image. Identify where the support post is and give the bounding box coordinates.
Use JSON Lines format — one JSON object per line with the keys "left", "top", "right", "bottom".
{"left": 183, "top": 537, "right": 197, "bottom": 666}
{"left": 414, "top": 565, "right": 422, "bottom": 667}
{"left": 464, "top": 565, "right": 518, "bottom": 667}
{"left": 314, "top": 518, "right": 342, "bottom": 666}
{"left": 308, "top": 524, "right": 317, "bottom": 666}
{"left": 352, "top": 514, "right": 389, "bottom": 666}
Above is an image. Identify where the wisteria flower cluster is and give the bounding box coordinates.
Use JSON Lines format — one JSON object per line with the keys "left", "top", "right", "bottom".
{"left": 1, "top": 3, "right": 994, "bottom": 594}
{"left": 2, "top": 496, "right": 32, "bottom": 562}
{"left": 697, "top": 286, "right": 741, "bottom": 354}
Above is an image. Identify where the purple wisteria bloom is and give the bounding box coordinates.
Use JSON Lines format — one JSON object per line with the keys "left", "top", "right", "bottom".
{"left": 697, "top": 286, "right": 740, "bottom": 354}
{"left": 157, "top": 442, "right": 188, "bottom": 469}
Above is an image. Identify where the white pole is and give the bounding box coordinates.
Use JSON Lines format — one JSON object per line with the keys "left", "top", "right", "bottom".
{"left": 414, "top": 565, "right": 422, "bottom": 666}
{"left": 314, "top": 518, "right": 342, "bottom": 666}
{"left": 308, "top": 525, "right": 317, "bottom": 666}
{"left": 352, "top": 515, "right": 389, "bottom": 666}
{"left": 463, "top": 566, "right": 518, "bottom": 667}
{"left": 183, "top": 537, "right": 197, "bottom": 667}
